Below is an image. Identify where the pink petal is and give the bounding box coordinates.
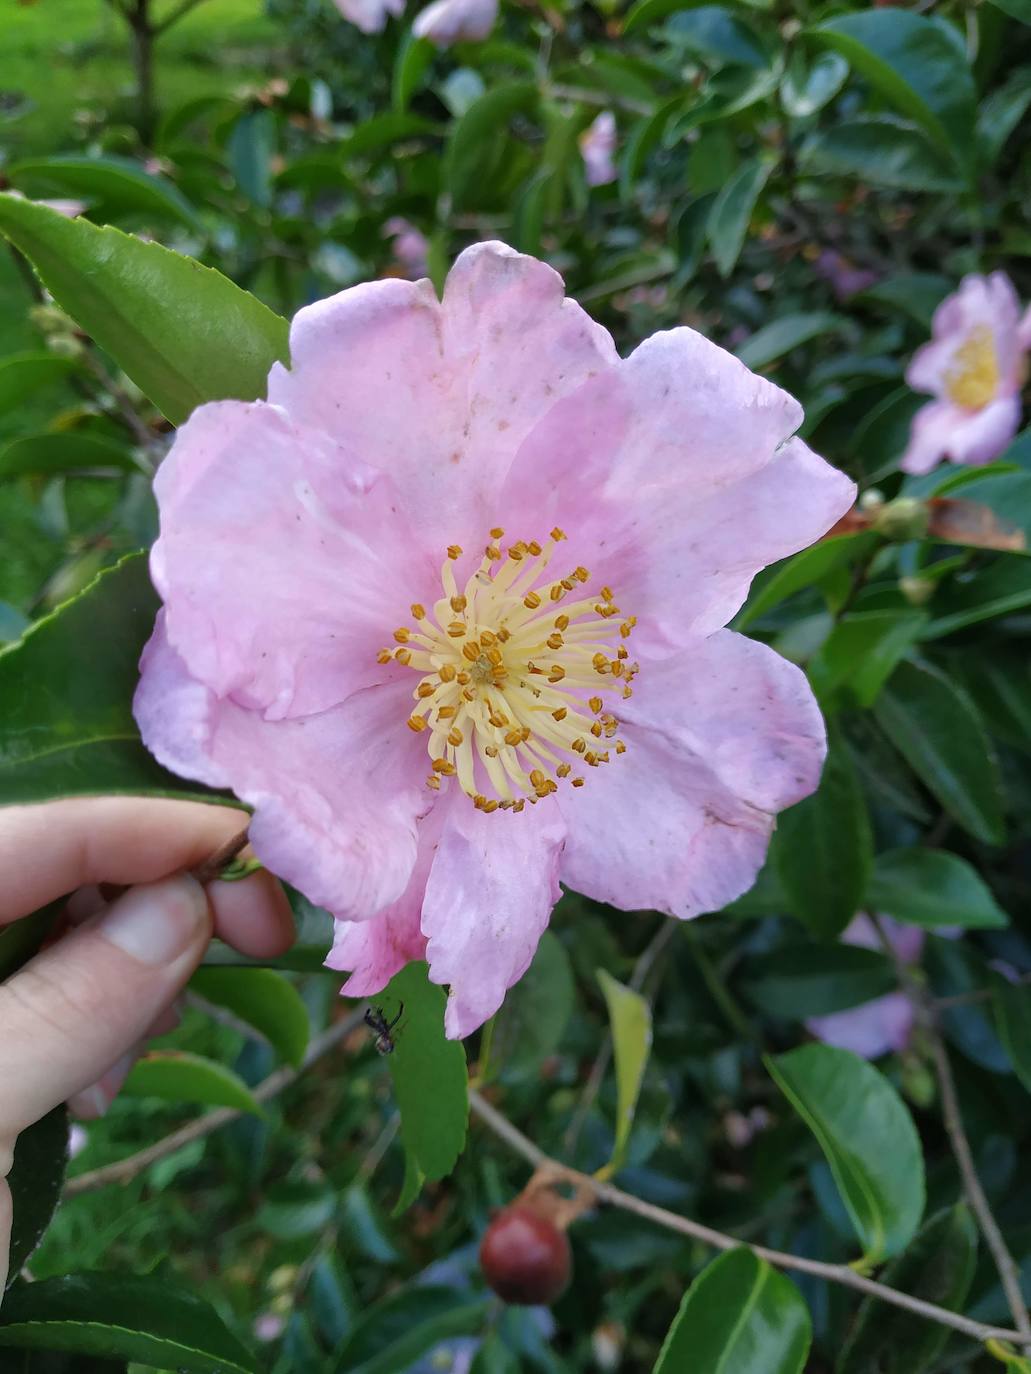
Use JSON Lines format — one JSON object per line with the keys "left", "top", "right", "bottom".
{"left": 581, "top": 112, "right": 618, "bottom": 187}
{"left": 950, "top": 394, "right": 1021, "bottom": 465}
{"left": 267, "top": 242, "right": 617, "bottom": 549}
{"left": 502, "top": 327, "right": 854, "bottom": 649}
{"left": 900, "top": 400, "right": 955, "bottom": 474}
{"left": 421, "top": 796, "right": 566, "bottom": 1038}
{"left": 908, "top": 272, "right": 1024, "bottom": 399}
{"left": 332, "top": 0, "right": 403, "bottom": 30}
{"left": 1018, "top": 305, "right": 1031, "bottom": 353}
{"left": 134, "top": 620, "right": 429, "bottom": 920}
{"left": 559, "top": 631, "right": 824, "bottom": 917}
{"left": 151, "top": 400, "right": 432, "bottom": 720}
{"left": 413, "top": 0, "right": 498, "bottom": 44}
{"left": 807, "top": 992, "right": 915, "bottom": 1060}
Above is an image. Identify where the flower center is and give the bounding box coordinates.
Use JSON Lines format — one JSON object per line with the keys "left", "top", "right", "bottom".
{"left": 945, "top": 325, "right": 999, "bottom": 410}
{"left": 379, "top": 528, "right": 638, "bottom": 811}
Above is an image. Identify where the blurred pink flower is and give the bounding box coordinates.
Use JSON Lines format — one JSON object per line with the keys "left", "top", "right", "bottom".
{"left": 413, "top": 0, "right": 497, "bottom": 45}
{"left": 384, "top": 217, "right": 430, "bottom": 280}
{"left": 807, "top": 914, "right": 924, "bottom": 1059}
{"left": 254, "top": 1314, "right": 286, "bottom": 1343}
{"left": 331, "top": 0, "right": 403, "bottom": 34}
{"left": 7, "top": 189, "right": 86, "bottom": 218}
{"left": 134, "top": 241, "right": 854, "bottom": 1038}
{"left": 814, "top": 249, "right": 878, "bottom": 303}
{"left": 580, "top": 112, "right": 617, "bottom": 188}
{"left": 901, "top": 272, "right": 1031, "bottom": 475}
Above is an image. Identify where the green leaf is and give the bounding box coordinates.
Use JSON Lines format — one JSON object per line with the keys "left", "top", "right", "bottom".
{"left": 809, "top": 610, "right": 928, "bottom": 708}
{"left": 0, "top": 353, "right": 81, "bottom": 416}
{"left": 597, "top": 968, "right": 653, "bottom": 1175}
{"left": 334, "top": 1286, "right": 487, "bottom": 1374}
{"left": 0, "top": 554, "right": 228, "bottom": 806}
{"left": 837, "top": 1206, "right": 977, "bottom": 1374}
{"left": 0, "top": 193, "right": 289, "bottom": 425}
{"left": 734, "top": 534, "right": 871, "bottom": 631}
{"left": 743, "top": 945, "right": 896, "bottom": 1019}
{"left": 622, "top": 0, "right": 711, "bottom": 37}
{"left": 9, "top": 154, "right": 202, "bottom": 230}
{"left": 780, "top": 49, "right": 849, "bottom": 117}
{"left": 977, "top": 65, "right": 1031, "bottom": 164}
{"left": 228, "top": 110, "right": 276, "bottom": 207}
{"left": 810, "top": 11, "right": 977, "bottom": 175}
{"left": 652, "top": 1248, "right": 811, "bottom": 1374}
{"left": 122, "top": 1050, "right": 262, "bottom": 1114}
{"left": 868, "top": 848, "right": 1008, "bottom": 930}
{"left": 666, "top": 8, "right": 772, "bottom": 68}
{"left": 0, "top": 432, "right": 140, "bottom": 480}
{"left": 445, "top": 82, "right": 538, "bottom": 206}
{"left": 993, "top": 981, "right": 1031, "bottom": 1095}
{"left": 857, "top": 272, "right": 951, "bottom": 326}
{"left": 800, "top": 116, "right": 964, "bottom": 192}
{"left": 0, "top": 1274, "right": 258, "bottom": 1373}
{"left": 874, "top": 660, "right": 1006, "bottom": 845}
{"left": 774, "top": 736, "right": 872, "bottom": 939}
{"left": 735, "top": 311, "right": 845, "bottom": 370}
{"left": 191, "top": 968, "right": 310, "bottom": 1067}
{"left": 256, "top": 1180, "right": 337, "bottom": 1240}
{"left": 490, "top": 930, "right": 574, "bottom": 1081}
{"left": 706, "top": 157, "right": 773, "bottom": 279}
{"left": 619, "top": 97, "right": 688, "bottom": 200}
{"left": 7, "top": 1106, "right": 68, "bottom": 1286}
{"left": 768, "top": 1044, "right": 925, "bottom": 1263}
{"left": 341, "top": 111, "right": 440, "bottom": 160}
{"left": 381, "top": 961, "right": 468, "bottom": 1203}
{"left": 392, "top": 30, "right": 435, "bottom": 111}
{"left": 924, "top": 556, "right": 1031, "bottom": 636}
{"left": 928, "top": 469, "right": 1031, "bottom": 555}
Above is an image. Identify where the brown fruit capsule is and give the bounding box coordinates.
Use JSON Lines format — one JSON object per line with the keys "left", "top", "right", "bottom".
{"left": 479, "top": 1204, "right": 571, "bottom": 1305}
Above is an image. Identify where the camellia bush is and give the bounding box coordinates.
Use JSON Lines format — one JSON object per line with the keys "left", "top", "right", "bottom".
{"left": 2, "top": 0, "right": 1031, "bottom": 1371}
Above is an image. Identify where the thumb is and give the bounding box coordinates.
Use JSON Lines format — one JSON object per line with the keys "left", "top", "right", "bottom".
{"left": 0, "top": 875, "right": 212, "bottom": 1288}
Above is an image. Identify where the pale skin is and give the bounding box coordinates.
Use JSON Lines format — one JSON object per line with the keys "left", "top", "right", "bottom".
{"left": 0, "top": 797, "right": 294, "bottom": 1296}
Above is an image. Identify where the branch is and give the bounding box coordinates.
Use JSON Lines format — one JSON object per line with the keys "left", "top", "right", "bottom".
{"left": 65, "top": 1008, "right": 365, "bottom": 1196}
{"left": 152, "top": 0, "right": 212, "bottom": 36}
{"left": 469, "top": 1089, "right": 1031, "bottom": 1351}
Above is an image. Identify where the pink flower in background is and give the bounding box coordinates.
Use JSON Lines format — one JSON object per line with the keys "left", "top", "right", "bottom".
{"left": 384, "top": 217, "right": 430, "bottom": 280}
{"left": 7, "top": 189, "right": 86, "bottom": 218}
{"left": 332, "top": 0, "right": 403, "bottom": 34}
{"left": 413, "top": 0, "right": 497, "bottom": 46}
{"left": 813, "top": 249, "right": 878, "bottom": 303}
{"left": 580, "top": 112, "right": 617, "bottom": 188}
{"left": 901, "top": 272, "right": 1031, "bottom": 475}
{"left": 134, "top": 241, "right": 854, "bottom": 1038}
{"left": 807, "top": 914, "right": 925, "bottom": 1059}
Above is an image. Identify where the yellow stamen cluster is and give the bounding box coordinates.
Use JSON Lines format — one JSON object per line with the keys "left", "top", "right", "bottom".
{"left": 380, "top": 528, "right": 638, "bottom": 809}
{"left": 945, "top": 325, "right": 1000, "bottom": 410}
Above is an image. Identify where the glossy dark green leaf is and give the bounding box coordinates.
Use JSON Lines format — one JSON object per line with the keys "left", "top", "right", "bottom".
{"left": 0, "top": 193, "right": 289, "bottom": 425}
{"left": 122, "top": 1050, "right": 262, "bottom": 1114}
{"left": 334, "top": 1286, "right": 487, "bottom": 1374}
{"left": 993, "top": 981, "right": 1031, "bottom": 1095}
{"left": 381, "top": 961, "right": 468, "bottom": 1198}
{"left": 665, "top": 8, "right": 772, "bottom": 68}
{"left": 774, "top": 737, "right": 872, "bottom": 939}
{"left": 0, "top": 353, "right": 81, "bottom": 416}
{"left": 977, "top": 65, "right": 1031, "bottom": 164}
{"left": 445, "top": 82, "right": 538, "bottom": 206}
{"left": 652, "top": 1248, "right": 811, "bottom": 1374}
{"left": 811, "top": 11, "right": 977, "bottom": 174}
{"left": 597, "top": 968, "right": 653, "bottom": 1175}
{"left": 735, "top": 311, "right": 845, "bottom": 370}
{"left": 837, "top": 1206, "right": 977, "bottom": 1374}
{"left": 9, "top": 154, "right": 201, "bottom": 229}
{"left": 0, "top": 554, "right": 228, "bottom": 806}
{"left": 706, "top": 157, "right": 773, "bottom": 278}
{"left": 924, "top": 556, "right": 1031, "bottom": 636}
{"left": 768, "top": 1044, "right": 925, "bottom": 1262}
{"left": 875, "top": 660, "right": 1005, "bottom": 845}
{"left": 392, "top": 30, "right": 435, "bottom": 110}
{"left": 622, "top": 0, "right": 711, "bottom": 36}
{"left": 800, "top": 116, "right": 964, "bottom": 192}
{"left": 868, "top": 848, "right": 1008, "bottom": 929}
{"left": 0, "top": 1274, "right": 258, "bottom": 1373}
{"left": 256, "top": 1180, "right": 336, "bottom": 1240}
{"left": 780, "top": 49, "right": 849, "bottom": 117}
{"left": 342, "top": 112, "right": 439, "bottom": 159}
{"left": 191, "top": 967, "right": 310, "bottom": 1067}
{"left": 228, "top": 110, "right": 276, "bottom": 206}
{"left": 7, "top": 1107, "right": 68, "bottom": 1286}
{"left": 735, "top": 534, "right": 870, "bottom": 631}
{"left": 491, "top": 930, "right": 573, "bottom": 1081}
{"left": 0, "top": 432, "right": 140, "bottom": 480}
{"left": 858, "top": 272, "right": 951, "bottom": 326}
{"left": 809, "top": 610, "right": 927, "bottom": 708}
{"left": 743, "top": 945, "right": 896, "bottom": 1019}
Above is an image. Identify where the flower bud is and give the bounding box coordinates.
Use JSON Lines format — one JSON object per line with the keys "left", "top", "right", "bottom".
{"left": 479, "top": 1204, "right": 571, "bottom": 1305}
{"left": 872, "top": 496, "right": 930, "bottom": 543}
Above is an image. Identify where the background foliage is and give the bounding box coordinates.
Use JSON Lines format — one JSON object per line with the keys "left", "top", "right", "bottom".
{"left": 2, "top": 0, "right": 1031, "bottom": 1371}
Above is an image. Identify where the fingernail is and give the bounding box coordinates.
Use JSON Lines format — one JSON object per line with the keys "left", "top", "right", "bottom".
{"left": 97, "top": 875, "right": 209, "bottom": 966}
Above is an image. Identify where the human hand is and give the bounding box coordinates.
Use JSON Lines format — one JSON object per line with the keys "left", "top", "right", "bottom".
{"left": 0, "top": 797, "right": 294, "bottom": 1294}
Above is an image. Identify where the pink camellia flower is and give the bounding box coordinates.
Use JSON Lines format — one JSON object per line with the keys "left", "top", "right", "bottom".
{"left": 901, "top": 272, "right": 1031, "bottom": 475}
{"left": 384, "top": 216, "right": 430, "bottom": 280}
{"left": 807, "top": 914, "right": 925, "bottom": 1059}
{"left": 413, "top": 0, "right": 497, "bottom": 46}
{"left": 580, "top": 112, "right": 618, "bottom": 188}
{"left": 134, "top": 242, "right": 855, "bottom": 1038}
{"left": 332, "top": 0, "right": 403, "bottom": 34}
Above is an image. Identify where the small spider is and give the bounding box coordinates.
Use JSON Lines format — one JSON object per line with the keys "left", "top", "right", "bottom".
{"left": 364, "top": 1001, "right": 405, "bottom": 1056}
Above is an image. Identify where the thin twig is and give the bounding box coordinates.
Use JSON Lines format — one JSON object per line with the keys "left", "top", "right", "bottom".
{"left": 65, "top": 1009, "right": 364, "bottom": 1196}
{"left": 928, "top": 1026, "right": 1031, "bottom": 1339}
{"left": 192, "top": 827, "right": 250, "bottom": 885}
{"left": 469, "top": 1089, "right": 1031, "bottom": 1351}
{"left": 153, "top": 0, "right": 213, "bottom": 35}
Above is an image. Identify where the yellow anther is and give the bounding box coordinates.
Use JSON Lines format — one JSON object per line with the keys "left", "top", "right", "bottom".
{"left": 462, "top": 641, "right": 481, "bottom": 661}
{"left": 395, "top": 648, "right": 412, "bottom": 665}
{"left": 457, "top": 671, "right": 471, "bottom": 685}
{"left": 394, "top": 627, "right": 411, "bottom": 643}
{"left": 615, "top": 740, "right": 627, "bottom": 754}
{"left": 554, "top": 614, "right": 570, "bottom": 631}
{"left": 485, "top": 745, "right": 499, "bottom": 758}
{"left": 548, "top": 665, "right": 565, "bottom": 683}
{"left": 437, "top": 706, "right": 457, "bottom": 719}
{"left": 529, "top": 769, "right": 546, "bottom": 788}
{"left": 574, "top": 566, "right": 590, "bottom": 583}
{"left": 486, "top": 544, "right": 501, "bottom": 561}
{"left": 447, "top": 544, "right": 462, "bottom": 560}
{"left": 504, "top": 728, "right": 524, "bottom": 746}
{"left": 439, "top": 664, "right": 457, "bottom": 682}
{"left": 450, "top": 595, "right": 468, "bottom": 612}
{"left": 407, "top": 715, "right": 428, "bottom": 732}
{"left": 376, "top": 648, "right": 392, "bottom": 664}
{"left": 527, "top": 540, "right": 542, "bottom": 556}
{"left": 447, "top": 622, "right": 467, "bottom": 637}
{"left": 432, "top": 758, "right": 456, "bottom": 775}
{"left": 590, "top": 722, "right": 602, "bottom": 738}
{"left": 550, "top": 584, "right": 564, "bottom": 602}
{"left": 448, "top": 727, "right": 464, "bottom": 746}
{"left": 410, "top": 603, "right": 426, "bottom": 620}
{"left": 427, "top": 774, "right": 441, "bottom": 790}
{"left": 547, "top": 633, "right": 563, "bottom": 650}
{"left": 556, "top": 762, "right": 572, "bottom": 778}
{"left": 589, "top": 696, "right": 603, "bottom": 713}
{"left": 572, "top": 738, "right": 586, "bottom": 754}
{"left": 571, "top": 776, "right": 585, "bottom": 788}
{"left": 417, "top": 682, "right": 435, "bottom": 698}
{"left": 550, "top": 527, "right": 566, "bottom": 542}
{"left": 483, "top": 799, "right": 500, "bottom": 813}
{"left": 552, "top": 707, "right": 568, "bottom": 722}
{"left": 524, "top": 591, "right": 542, "bottom": 610}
